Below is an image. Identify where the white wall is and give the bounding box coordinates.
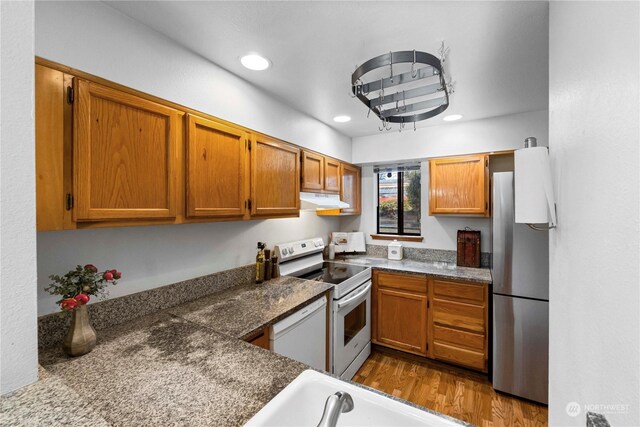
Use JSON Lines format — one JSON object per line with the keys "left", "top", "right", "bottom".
{"left": 33, "top": 1, "right": 346, "bottom": 316}
{"left": 35, "top": 1, "right": 351, "bottom": 161}
{"left": 351, "top": 110, "right": 548, "bottom": 165}
{"left": 549, "top": 2, "right": 640, "bottom": 425}
{"left": 38, "top": 212, "right": 338, "bottom": 316}
{"left": 343, "top": 110, "right": 548, "bottom": 252}
{"left": 0, "top": 1, "right": 39, "bottom": 394}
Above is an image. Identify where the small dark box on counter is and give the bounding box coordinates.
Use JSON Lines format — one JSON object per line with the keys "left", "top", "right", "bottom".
{"left": 457, "top": 229, "right": 481, "bottom": 268}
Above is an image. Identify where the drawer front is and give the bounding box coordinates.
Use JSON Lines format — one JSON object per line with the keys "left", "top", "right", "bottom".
{"left": 433, "top": 298, "right": 485, "bottom": 333}
{"left": 433, "top": 280, "right": 485, "bottom": 304}
{"left": 433, "top": 325, "right": 484, "bottom": 351}
{"left": 375, "top": 271, "right": 427, "bottom": 294}
{"left": 433, "top": 341, "right": 486, "bottom": 371}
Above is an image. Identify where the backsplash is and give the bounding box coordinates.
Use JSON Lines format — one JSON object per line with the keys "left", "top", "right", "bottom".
{"left": 365, "top": 244, "right": 491, "bottom": 268}
{"left": 38, "top": 264, "right": 254, "bottom": 349}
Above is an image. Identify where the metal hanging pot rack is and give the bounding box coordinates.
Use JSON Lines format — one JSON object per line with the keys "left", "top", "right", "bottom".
{"left": 351, "top": 44, "right": 453, "bottom": 131}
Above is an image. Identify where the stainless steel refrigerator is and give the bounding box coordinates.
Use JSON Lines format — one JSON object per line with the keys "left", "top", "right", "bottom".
{"left": 492, "top": 172, "right": 549, "bottom": 404}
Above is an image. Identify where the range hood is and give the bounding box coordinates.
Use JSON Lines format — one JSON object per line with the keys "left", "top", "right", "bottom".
{"left": 300, "top": 192, "right": 350, "bottom": 211}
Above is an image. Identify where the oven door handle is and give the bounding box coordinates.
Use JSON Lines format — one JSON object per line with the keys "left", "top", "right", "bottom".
{"left": 337, "top": 282, "right": 372, "bottom": 310}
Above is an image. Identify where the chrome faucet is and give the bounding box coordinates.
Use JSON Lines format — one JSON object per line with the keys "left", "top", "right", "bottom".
{"left": 316, "top": 391, "right": 354, "bottom": 427}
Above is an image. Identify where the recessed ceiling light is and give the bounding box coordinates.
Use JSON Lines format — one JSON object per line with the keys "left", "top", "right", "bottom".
{"left": 240, "top": 53, "right": 270, "bottom": 71}
{"left": 443, "top": 114, "right": 463, "bottom": 122}
{"left": 333, "top": 115, "right": 351, "bottom": 123}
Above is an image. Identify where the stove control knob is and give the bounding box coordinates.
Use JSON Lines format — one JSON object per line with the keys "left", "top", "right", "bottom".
{"left": 281, "top": 248, "right": 288, "bottom": 256}
{"left": 289, "top": 247, "right": 295, "bottom": 254}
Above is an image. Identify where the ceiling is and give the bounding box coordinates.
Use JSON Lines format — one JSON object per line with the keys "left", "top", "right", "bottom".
{"left": 105, "top": 1, "right": 549, "bottom": 138}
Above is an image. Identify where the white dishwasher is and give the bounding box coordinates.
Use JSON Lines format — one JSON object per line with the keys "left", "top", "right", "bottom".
{"left": 270, "top": 296, "right": 327, "bottom": 371}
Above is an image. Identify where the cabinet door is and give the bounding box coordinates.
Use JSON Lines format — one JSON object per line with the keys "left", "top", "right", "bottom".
{"left": 340, "top": 163, "right": 361, "bottom": 214}
{"left": 324, "top": 157, "right": 341, "bottom": 193}
{"left": 428, "top": 154, "right": 489, "bottom": 216}
{"left": 186, "top": 114, "right": 247, "bottom": 218}
{"left": 251, "top": 136, "right": 300, "bottom": 216}
{"left": 36, "top": 64, "right": 73, "bottom": 231}
{"left": 301, "top": 150, "right": 324, "bottom": 192}
{"left": 74, "top": 79, "right": 179, "bottom": 220}
{"left": 376, "top": 288, "right": 428, "bottom": 356}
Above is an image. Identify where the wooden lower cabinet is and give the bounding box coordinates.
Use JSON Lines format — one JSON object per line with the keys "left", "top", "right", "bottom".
{"left": 246, "top": 328, "right": 270, "bottom": 350}
{"left": 376, "top": 288, "right": 428, "bottom": 355}
{"left": 373, "top": 271, "right": 428, "bottom": 356}
{"left": 373, "top": 270, "right": 489, "bottom": 373}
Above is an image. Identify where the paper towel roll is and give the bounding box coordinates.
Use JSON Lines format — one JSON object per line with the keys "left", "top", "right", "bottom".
{"left": 514, "top": 146, "right": 557, "bottom": 225}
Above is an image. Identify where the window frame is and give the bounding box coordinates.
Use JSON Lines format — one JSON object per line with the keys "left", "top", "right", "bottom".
{"left": 376, "top": 171, "right": 421, "bottom": 236}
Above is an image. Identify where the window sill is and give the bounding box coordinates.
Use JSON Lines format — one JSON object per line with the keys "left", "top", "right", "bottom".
{"left": 370, "top": 234, "right": 424, "bottom": 243}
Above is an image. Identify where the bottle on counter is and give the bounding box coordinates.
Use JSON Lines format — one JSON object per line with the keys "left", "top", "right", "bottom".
{"left": 328, "top": 241, "right": 336, "bottom": 260}
{"left": 264, "top": 249, "right": 272, "bottom": 281}
{"left": 255, "top": 242, "right": 266, "bottom": 284}
{"left": 271, "top": 255, "right": 280, "bottom": 279}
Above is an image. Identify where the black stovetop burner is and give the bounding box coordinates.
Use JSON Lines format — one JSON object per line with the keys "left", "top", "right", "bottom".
{"left": 295, "top": 261, "right": 369, "bottom": 285}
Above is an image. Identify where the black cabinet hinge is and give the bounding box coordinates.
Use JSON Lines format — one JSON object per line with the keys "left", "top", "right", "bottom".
{"left": 248, "top": 140, "right": 252, "bottom": 151}
{"left": 67, "top": 87, "right": 74, "bottom": 104}
{"left": 66, "top": 193, "right": 74, "bottom": 210}
{"left": 248, "top": 199, "right": 252, "bottom": 210}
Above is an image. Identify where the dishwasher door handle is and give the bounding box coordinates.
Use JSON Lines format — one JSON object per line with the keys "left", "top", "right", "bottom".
{"left": 337, "top": 282, "right": 371, "bottom": 310}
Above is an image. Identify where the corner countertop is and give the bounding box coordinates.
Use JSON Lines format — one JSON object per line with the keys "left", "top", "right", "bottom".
{"left": 4, "top": 272, "right": 468, "bottom": 426}
{"left": 333, "top": 255, "right": 493, "bottom": 284}
{"left": 38, "top": 313, "right": 309, "bottom": 426}
{"left": 167, "top": 275, "right": 333, "bottom": 340}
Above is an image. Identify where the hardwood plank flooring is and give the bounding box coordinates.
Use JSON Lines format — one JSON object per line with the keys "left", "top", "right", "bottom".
{"left": 352, "top": 347, "right": 548, "bottom": 427}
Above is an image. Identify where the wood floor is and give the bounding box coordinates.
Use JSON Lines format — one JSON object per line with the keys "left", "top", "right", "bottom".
{"left": 352, "top": 347, "right": 548, "bottom": 427}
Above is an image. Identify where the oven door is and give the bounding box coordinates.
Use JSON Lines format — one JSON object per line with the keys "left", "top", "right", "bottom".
{"left": 333, "top": 280, "right": 371, "bottom": 377}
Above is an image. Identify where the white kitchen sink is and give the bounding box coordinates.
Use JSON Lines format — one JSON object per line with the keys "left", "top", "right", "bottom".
{"left": 244, "top": 370, "right": 463, "bottom": 427}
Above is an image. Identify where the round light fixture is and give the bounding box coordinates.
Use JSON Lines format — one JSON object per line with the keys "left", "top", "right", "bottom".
{"left": 443, "top": 114, "right": 463, "bottom": 122}
{"left": 240, "top": 53, "right": 270, "bottom": 71}
{"left": 333, "top": 115, "right": 351, "bottom": 123}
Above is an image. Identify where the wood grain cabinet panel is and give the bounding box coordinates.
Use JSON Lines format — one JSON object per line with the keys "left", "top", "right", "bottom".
{"left": 376, "top": 288, "right": 428, "bottom": 356}
{"left": 432, "top": 341, "right": 486, "bottom": 371}
{"left": 376, "top": 271, "right": 427, "bottom": 294}
{"left": 429, "top": 154, "right": 489, "bottom": 216}
{"left": 74, "top": 79, "right": 179, "bottom": 220}
{"left": 432, "top": 298, "right": 485, "bottom": 334}
{"left": 301, "top": 150, "right": 324, "bottom": 192}
{"left": 251, "top": 136, "right": 300, "bottom": 216}
{"left": 324, "top": 157, "right": 341, "bottom": 193}
{"left": 35, "top": 64, "right": 73, "bottom": 231}
{"left": 433, "top": 279, "right": 486, "bottom": 304}
{"left": 340, "top": 163, "right": 361, "bottom": 215}
{"left": 186, "top": 114, "right": 247, "bottom": 218}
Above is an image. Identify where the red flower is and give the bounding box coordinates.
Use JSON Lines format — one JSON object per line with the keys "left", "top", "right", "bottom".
{"left": 61, "top": 298, "right": 78, "bottom": 311}
{"left": 74, "top": 294, "right": 90, "bottom": 305}
{"left": 84, "top": 264, "right": 98, "bottom": 273}
{"left": 112, "top": 270, "right": 122, "bottom": 280}
{"left": 103, "top": 271, "right": 114, "bottom": 281}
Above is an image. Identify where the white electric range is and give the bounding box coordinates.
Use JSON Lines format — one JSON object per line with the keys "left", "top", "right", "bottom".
{"left": 275, "top": 237, "right": 372, "bottom": 380}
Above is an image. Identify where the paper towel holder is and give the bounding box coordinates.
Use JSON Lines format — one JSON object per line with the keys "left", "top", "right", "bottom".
{"left": 515, "top": 137, "right": 558, "bottom": 231}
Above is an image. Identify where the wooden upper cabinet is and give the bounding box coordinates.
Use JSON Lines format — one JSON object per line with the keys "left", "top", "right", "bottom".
{"left": 301, "top": 150, "right": 340, "bottom": 194}
{"left": 301, "top": 150, "right": 324, "bottom": 192}
{"left": 340, "top": 163, "right": 361, "bottom": 215}
{"left": 324, "top": 157, "right": 341, "bottom": 193}
{"left": 35, "top": 64, "right": 73, "bottom": 231}
{"left": 251, "top": 135, "right": 300, "bottom": 216}
{"left": 74, "top": 79, "right": 180, "bottom": 220}
{"left": 428, "top": 154, "right": 489, "bottom": 216}
{"left": 186, "top": 114, "right": 248, "bottom": 218}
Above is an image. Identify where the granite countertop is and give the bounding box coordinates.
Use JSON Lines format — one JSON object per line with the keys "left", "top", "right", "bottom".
{"left": 37, "top": 313, "right": 308, "bottom": 426}
{"left": 333, "top": 255, "right": 493, "bottom": 284}
{"left": 3, "top": 271, "right": 468, "bottom": 426}
{"left": 168, "top": 275, "right": 333, "bottom": 340}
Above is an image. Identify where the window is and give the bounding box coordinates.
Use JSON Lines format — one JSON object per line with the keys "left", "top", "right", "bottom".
{"left": 377, "top": 170, "right": 421, "bottom": 235}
